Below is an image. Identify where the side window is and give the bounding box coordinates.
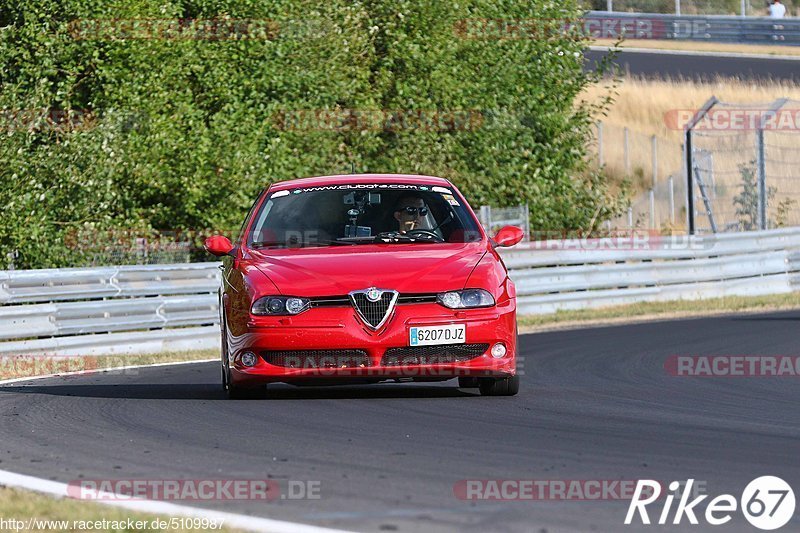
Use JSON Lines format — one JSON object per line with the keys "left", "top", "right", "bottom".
{"left": 237, "top": 190, "right": 267, "bottom": 245}
{"left": 248, "top": 199, "right": 274, "bottom": 244}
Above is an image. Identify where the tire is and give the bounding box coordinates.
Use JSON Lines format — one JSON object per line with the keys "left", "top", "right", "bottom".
{"left": 478, "top": 374, "right": 519, "bottom": 396}
{"left": 457, "top": 377, "right": 479, "bottom": 388}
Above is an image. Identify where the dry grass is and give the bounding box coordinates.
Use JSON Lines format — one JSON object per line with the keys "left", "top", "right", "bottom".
{"left": 0, "top": 487, "right": 241, "bottom": 532}
{"left": 582, "top": 76, "right": 800, "bottom": 140}
{"left": 592, "top": 38, "right": 800, "bottom": 57}
{"left": 0, "top": 350, "right": 217, "bottom": 381}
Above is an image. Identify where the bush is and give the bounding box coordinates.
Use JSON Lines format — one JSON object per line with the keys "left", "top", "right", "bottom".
{"left": 0, "top": 0, "right": 622, "bottom": 269}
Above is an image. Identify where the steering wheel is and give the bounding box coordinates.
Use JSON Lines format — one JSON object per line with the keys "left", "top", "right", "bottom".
{"left": 406, "top": 229, "right": 445, "bottom": 242}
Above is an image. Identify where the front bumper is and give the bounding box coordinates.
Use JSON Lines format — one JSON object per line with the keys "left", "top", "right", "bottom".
{"left": 227, "top": 299, "right": 517, "bottom": 385}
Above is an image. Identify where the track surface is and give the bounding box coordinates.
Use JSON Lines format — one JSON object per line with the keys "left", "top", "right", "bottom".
{"left": 2, "top": 311, "right": 800, "bottom": 532}
{"left": 585, "top": 48, "right": 800, "bottom": 81}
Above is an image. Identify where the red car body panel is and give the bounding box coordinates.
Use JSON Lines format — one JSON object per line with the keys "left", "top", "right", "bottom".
{"left": 216, "top": 174, "right": 519, "bottom": 386}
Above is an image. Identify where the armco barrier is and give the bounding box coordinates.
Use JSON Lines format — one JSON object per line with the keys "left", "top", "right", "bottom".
{"left": 0, "top": 264, "right": 221, "bottom": 356}
{"left": 2, "top": 228, "right": 800, "bottom": 355}
{"left": 585, "top": 11, "right": 800, "bottom": 46}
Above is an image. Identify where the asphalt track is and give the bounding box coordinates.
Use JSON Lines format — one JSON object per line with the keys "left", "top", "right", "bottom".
{"left": 2, "top": 310, "right": 800, "bottom": 532}
{"left": 585, "top": 48, "right": 800, "bottom": 81}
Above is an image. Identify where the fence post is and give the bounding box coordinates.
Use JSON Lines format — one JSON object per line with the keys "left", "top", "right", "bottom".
{"left": 623, "top": 127, "right": 630, "bottom": 173}
{"left": 668, "top": 175, "right": 675, "bottom": 225}
{"left": 607, "top": 0, "right": 613, "bottom": 12}
{"left": 523, "top": 204, "right": 531, "bottom": 242}
{"left": 479, "top": 205, "right": 491, "bottom": 232}
{"left": 627, "top": 206, "right": 633, "bottom": 228}
{"left": 684, "top": 97, "right": 719, "bottom": 235}
{"left": 741, "top": 0, "right": 747, "bottom": 16}
{"left": 651, "top": 135, "right": 658, "bottom": 187}
{"left": 6, "top": 251, "right": 17, "bottom": 271}
{"left": 757, "top": 129, "right": 767, "bottom": 231}
{"left": 649, "top": 189, "right": 656, "bottom": 229}
{"left": 597, "top": 122, "right": 604, "bottom": 166}
{"left": 685, "top": 130, "right": 694, "bottom": 234}
{"left": 675, "top": 0, "right": 681, "bottom": 15}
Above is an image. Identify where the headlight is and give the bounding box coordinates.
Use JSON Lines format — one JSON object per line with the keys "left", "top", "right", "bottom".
{"left": 436, "top": 289, "right": 494, "bottom": 309}
{"left": 252, "top": 296, "right": 311, "bottom": 316}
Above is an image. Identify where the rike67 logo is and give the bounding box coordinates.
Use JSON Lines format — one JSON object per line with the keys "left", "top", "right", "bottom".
{"left": 626, "top": 477, "right": 796, "bottom": 530}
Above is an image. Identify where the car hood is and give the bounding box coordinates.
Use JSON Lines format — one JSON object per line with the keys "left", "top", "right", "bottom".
{"left": 248, "top": 242, "right": 487, "bottom": 296}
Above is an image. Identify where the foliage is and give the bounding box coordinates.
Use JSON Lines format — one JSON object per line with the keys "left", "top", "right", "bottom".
{"left": 0, "top": 0, "right": 622, "bottom": 268}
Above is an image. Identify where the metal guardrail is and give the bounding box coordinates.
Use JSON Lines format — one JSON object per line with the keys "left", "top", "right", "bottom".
{"left": 0, "top": 264, "right": 221, "bottom": 356}
{"left": 2, "top": 227, "right": 800, "bottom": 355}
{"left": 507, "top": 227, "right": 800, "bottom": 314}
{"left": 586, "top": 11, "right": 800, "bottom": 45}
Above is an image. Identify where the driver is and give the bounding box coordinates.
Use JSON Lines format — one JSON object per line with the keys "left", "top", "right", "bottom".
{"left": 393, "top": 194, "right": 429, "bottom": 233}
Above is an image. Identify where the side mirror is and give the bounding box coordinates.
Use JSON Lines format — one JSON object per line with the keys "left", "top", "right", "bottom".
{"left": 204, "top": 235, "right": 235, "bottom": 257}
{"left": 493, "top": 226, "right": 524, "bottom": 248}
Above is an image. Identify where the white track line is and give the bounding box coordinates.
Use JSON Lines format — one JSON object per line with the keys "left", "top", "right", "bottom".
{"left": 588, "top": 44, "right": 800, "bottom": 61}
{"left": 0, "top": 468, "right": 351, "bottom": 533}
{"left": 0, "top": 359, "right": 354, "bottom": 533}
{"left": 0, "top": 358, "right": 216, "bottom": 386}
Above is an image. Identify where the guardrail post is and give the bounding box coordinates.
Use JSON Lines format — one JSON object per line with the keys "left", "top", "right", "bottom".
{"left": 607, "top": 0, "right": 613, "bottom": 12}
{"left": 627, "top": 206, "right": 633, "bottom": 228}
{"left": 741, "top": 0, "right": 747, "bottom": 17}
{"left": 675, "top": 0, "right": 681, "bottom": 16}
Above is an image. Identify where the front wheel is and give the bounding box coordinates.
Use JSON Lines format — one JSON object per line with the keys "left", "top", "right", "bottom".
{"left": 478, "top": 375, "right": 519, "bottom": 396}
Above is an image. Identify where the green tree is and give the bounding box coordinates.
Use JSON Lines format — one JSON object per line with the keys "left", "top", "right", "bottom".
{"left": 0, "top": 0, "right": 622, "bottom": 269}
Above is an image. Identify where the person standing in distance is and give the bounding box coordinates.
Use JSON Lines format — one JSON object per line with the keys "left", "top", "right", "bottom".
{"left": 770, "top": 0, "right": 787, "bottom": 19}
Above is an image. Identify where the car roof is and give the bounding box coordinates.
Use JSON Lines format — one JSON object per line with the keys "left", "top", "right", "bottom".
{"left": 268, "top": 173, "right": 453, "bottom": 191}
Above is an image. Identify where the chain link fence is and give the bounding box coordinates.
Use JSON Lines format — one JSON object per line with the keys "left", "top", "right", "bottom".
{"left": 596, "top": 122, "right": 687, "bottom": 231}
{"left": 687, "top": 98, "right": 800, "bottom": 233}
{"left": 594, "top": 97, "right": 800, "bottom": 235}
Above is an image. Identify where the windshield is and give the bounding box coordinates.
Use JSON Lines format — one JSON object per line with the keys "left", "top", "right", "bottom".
{"left": 245, "top": 183, "right": 483, "bottom": 247}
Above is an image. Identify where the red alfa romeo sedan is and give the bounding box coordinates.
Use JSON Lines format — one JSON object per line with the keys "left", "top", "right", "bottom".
{"left": 204, "top": 174, "right": 524, "bottom": 399}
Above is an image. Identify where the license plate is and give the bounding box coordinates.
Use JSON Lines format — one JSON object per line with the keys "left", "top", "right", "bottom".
{"left": 409, "top": 324, "right": 465, "bottom": 346}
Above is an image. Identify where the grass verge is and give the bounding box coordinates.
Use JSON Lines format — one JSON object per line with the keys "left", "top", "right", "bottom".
{"left": 518, "top": 292, "right": 800, "bottom": 333}
{"left": 0, "top": 349, "right": 217, "bottom": 381}
{"left": 592, "top": 38, "right": 800, "bottom": 57}
{"left": 0, "top": 486, "right": 240, "bottom": 532}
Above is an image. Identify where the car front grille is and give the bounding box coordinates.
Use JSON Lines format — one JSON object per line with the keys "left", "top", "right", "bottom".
{"left": 381, "top": 343, "right": 490, "bottom": 366}
{"left": 350, "top": 291, "right": 397, "bottom": 329}
{"left": 261, "top": 349, "right": 371, "bottom": 368}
